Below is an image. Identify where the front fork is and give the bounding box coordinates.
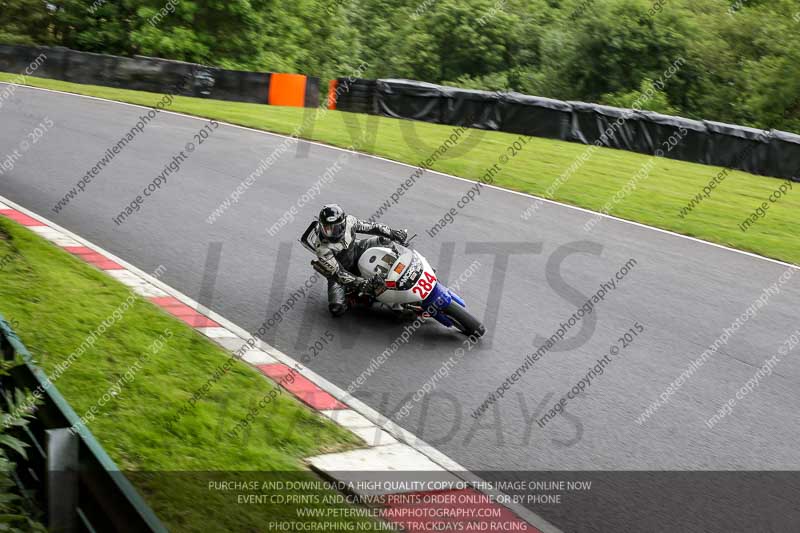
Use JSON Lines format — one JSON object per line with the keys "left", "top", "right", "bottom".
{"left": 421, "top": 282, "right": 465, "bottom": 328}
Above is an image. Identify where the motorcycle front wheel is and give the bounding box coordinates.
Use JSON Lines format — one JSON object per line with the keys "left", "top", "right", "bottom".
{"left": 444, "top": 301, "right": 486, "bottom": 338}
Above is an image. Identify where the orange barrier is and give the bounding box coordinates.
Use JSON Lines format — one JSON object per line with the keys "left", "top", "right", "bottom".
{"left": 327, "top": 79, "right": 338, "bottom": 110}
{"left": 268, "top": 73, "right": 308, "bottom": 107}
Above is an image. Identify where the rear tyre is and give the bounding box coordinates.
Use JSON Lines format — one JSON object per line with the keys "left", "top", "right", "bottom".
{"left": 444, "top": 301, "right": 485, "bottom": 338}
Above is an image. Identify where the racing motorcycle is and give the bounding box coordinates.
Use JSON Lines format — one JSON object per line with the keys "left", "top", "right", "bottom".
{"left": 300, "top": 222, "right": 485, "bottom": 338}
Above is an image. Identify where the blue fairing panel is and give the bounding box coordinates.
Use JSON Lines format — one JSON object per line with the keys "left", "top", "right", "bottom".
{"left": 423, "top": 282, "right": 459, "bottom": 328}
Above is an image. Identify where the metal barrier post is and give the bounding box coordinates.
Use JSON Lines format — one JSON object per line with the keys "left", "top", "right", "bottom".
{"left": 46, "top": 428, "right": 79, "bottom": 533}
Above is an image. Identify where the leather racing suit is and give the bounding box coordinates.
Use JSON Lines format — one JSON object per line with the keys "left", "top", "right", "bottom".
{"left": 313, "top": 215, "right": 405, "bottom": 316}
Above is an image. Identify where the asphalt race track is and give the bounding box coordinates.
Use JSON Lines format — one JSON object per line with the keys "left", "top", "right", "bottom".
{"left": 2, "top": 84, "right": 800, "bottom": 532}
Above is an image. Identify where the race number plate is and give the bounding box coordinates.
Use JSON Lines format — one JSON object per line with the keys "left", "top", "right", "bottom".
{"left": 411, "top": 270, "right": 437, "bottom": 300}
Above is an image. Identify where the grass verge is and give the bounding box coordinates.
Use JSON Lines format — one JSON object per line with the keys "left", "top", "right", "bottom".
{"left": 0, "top": 216, "right": 382, "bottom": 532}
{"left": 1, "top": 72, "right": 797, "bottom": 266}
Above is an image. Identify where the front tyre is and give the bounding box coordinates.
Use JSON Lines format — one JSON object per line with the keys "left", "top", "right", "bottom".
{"left": 444, "top": 301, "right": 485, "bottom": 338}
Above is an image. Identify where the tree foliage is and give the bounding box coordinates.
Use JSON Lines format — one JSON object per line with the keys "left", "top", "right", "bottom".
{"left": 0, "top": 353, "right": 46, "bottom": 532}
{"left": 1, "top": 0, "right": 798, "bottom": 131}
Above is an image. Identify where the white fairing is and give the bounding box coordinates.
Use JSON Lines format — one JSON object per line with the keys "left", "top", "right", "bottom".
{"left": 357, "top": 245, "right": 438, "bottom": 305}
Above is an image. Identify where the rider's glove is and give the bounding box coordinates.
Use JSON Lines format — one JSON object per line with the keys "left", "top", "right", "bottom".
{"left": 390, "top": 228, "right": 408, "bottom": 245}
{"left": 353, "top": 277, "right": 370, "bottom": 294}
{"left": 367, "top": 274, "right": 387, "bottom": 296}
{"left": 355, "top": 275, "right": 386, "bottom": 296}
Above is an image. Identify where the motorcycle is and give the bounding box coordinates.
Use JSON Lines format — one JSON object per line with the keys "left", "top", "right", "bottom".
{"left": 300, "top": 221, "right": 485, "bottom": 338}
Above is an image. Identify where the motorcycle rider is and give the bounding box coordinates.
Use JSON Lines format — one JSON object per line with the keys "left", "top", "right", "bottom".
{"left": 312, "top": 204, "right": 409, "bottom": 316}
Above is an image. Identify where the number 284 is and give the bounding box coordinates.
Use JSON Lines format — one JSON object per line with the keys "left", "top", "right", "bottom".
{"left": 412, "top": 271, "right": 437, "bottom": 299}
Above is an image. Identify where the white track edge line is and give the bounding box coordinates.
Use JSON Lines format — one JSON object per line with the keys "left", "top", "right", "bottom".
{"left": 2, "top": 80, "right": 797, "bottom": 273}
{"left": 0, "top": 192, "right": 560, "bottom": 533}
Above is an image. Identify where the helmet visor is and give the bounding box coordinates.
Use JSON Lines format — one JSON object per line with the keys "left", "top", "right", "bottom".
{"left": 321, "top": 220, "right": 346, "bottom": 240}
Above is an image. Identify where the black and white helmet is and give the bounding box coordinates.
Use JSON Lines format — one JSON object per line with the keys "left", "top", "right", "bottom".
{"left": 318, "top": 204, "right": 347, "bottom": 242}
